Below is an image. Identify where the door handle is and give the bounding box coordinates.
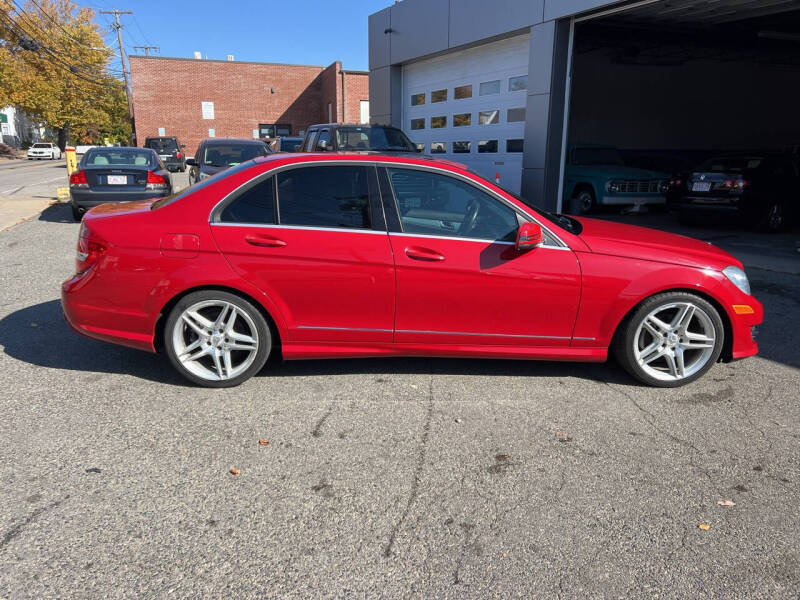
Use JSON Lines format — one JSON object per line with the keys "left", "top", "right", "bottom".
{"left": 245, "top": 234, "right": 287, "bottom": 248}
{"left": 405, "top": 246, "right": 445, "bottom": 262}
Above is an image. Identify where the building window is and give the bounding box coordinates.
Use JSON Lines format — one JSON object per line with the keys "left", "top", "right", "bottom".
{"left": 454, "top": 85, "right": 472, "bottom": 100}
{"left": 411, "top": 93, "right": 425, "bottom": 106}
{"left": 410, "top": 118, "right": 425, "bottom": 130}
{"left": 479, "top": 110, "right": 500, "bottom": 125}
{"left": 509, "top": 75, "right": 528, "bottom": 92}
{"left": 506, "top": 139, "right": 524, "bottom": 153}
{"left": 478, "top": 140, "right": 498, "bottom": 153}
{"left": 507, "top": 108, "right": 526, "bottom": 122}
{"left": 453, "top": 141, "right": 471, "bottom": 153}
{"left": 431, "top": 116, "right": 447, "bottom": 129}
{"left": 453, "top": 113, "right": 471, "bottom": 127}
{"left": 479, "top": 80, "right": 501, "bottom": 96}
{"left": 431, "top": 142, "right": 446, "bottom": 154}
{"left": 431, "top": 89, "right": 447, "bottom": 103}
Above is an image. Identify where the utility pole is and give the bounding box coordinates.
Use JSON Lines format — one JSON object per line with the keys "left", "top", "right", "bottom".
{"left": 133, "top": 45, "right": 159, "bottom": 56}
{"left": 101, "top": 9, "right": 136, "bottom": 144}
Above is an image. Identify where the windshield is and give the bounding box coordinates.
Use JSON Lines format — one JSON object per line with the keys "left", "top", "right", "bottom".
{"left": 84, "top": 148, "right": 155, "bottom": 167}
{"left": 202, "top": 143, "right": 268, "bottom": 167}
{"left": 696, "top": 156, "right": 764, "bottom": 172}
{"left": 500, "top": 187, "right": 583, "bottom": 236}
{"left": 572, "top": 147, "right": 624, "bottom": 166}
{"left": 335, "top": 126, "right": 416, "bottom": 152}
{"left": 147, "top": 138, "right": 178, "bottom": 152}
{"left": 33, "top": 143, "right": 51, "bottom": 148}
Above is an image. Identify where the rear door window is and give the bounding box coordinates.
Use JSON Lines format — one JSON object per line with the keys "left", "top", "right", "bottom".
{"left": 277, "top": 166, "right": 371, "bottom": 229}
{"left": 220, "top": 177, "right": 276, "bottom": 224}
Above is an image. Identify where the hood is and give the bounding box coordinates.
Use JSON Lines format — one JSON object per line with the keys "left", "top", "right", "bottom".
{"left": 574, "top": 217, "right": 740, "bottom": 271}
{"left": 568, "top": 164, "right": 668, "bottom": 179}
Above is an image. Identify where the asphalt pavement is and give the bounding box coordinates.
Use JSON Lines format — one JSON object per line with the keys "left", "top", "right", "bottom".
{"left": 0, "top": 198, "right": 798, "bottom": 598}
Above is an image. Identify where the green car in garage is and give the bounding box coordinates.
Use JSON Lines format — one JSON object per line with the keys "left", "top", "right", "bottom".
{"left": 564, "top": 145, "right": 669, "bottom": 214}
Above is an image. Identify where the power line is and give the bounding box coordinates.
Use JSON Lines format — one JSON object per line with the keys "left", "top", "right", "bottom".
{"left": 26, "top": 0, "right": 112, "bottom": 56}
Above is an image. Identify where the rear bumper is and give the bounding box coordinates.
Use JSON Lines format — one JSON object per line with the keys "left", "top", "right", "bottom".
{"left": 70, "top": 188, "right": 168, "bottom": 210}
{"left": 61, "top": 270, "right": 156, "bottom": 353}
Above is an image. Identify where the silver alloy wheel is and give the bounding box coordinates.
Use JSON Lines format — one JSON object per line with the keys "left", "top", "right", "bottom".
{"left": 632, "top": 301, "right": 716, "bottom": 382}
{"left": 171, "top": 300, "right": 259, "bottom": 382}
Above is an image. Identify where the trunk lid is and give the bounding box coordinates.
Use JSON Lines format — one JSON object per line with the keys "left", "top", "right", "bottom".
{"left": 84, "top": 166, "right": 150, "bottom": 191}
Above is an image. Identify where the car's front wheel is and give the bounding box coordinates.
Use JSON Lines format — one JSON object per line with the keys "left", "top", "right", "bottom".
{"left": 164, "top": 290, "right": 272, "bottom": 387}
{"left": 614, "top": 292, "right": 724, "bottom": 387}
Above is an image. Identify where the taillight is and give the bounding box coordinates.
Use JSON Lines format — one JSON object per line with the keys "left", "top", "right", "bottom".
{"left": 146, "top": 170, "right": 168, "bottom": 191}
{"left": 721, "top": 178, "right": 749, "bottom": 192}
{"left": 76, "top": 223, "right": 107, "bottom": 273}
{"left": 70, "top": 170, "right": 88, "bottom": 188}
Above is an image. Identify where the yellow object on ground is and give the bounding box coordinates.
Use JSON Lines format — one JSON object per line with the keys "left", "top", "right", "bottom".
{"left": 57, "top": 186, "right": 70, "bottom": 199}
{"left": 65, "top": 146, "right": 77, "bottom": 175}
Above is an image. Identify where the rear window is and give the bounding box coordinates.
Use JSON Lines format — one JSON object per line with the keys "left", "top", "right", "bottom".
{"left": 697, "top": 157, "right": 764, "bottom": 172}
{"left": 202, "top": 143, "right": 268, "bottom": 167}
{"left": 85, "top": 149, "right": 155, "bottom": 167}
{"left": 151, "top": 160, "right": 259, "bottom": 210}
{"left": 146, "top": 138, "right": 178, "bottom": 152}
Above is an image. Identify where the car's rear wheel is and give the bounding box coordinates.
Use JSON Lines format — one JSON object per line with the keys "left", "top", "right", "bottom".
{"left": 614, "top": 292, "right": 724, "bottom": 387}
{"left": 164, "top": 290, "right": 271, "bottom": 387}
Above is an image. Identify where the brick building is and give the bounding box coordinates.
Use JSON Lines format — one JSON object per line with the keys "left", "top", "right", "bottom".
{"left": 129, "top": 56, "right": 369, "bottom": 152}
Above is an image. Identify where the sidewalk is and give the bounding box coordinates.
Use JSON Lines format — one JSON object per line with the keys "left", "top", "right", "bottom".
{"left": 0, "top": 196, "right": 61, "bottom": 231}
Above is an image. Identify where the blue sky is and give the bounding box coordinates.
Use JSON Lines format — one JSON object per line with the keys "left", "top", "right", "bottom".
{"left": 77, "top": 0, "right": 391, "bottom": 72}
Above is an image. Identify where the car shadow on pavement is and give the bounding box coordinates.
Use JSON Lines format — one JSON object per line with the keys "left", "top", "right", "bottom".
{"left": 1, "top": 299, "right": 634, "bottom": 386}
{"left": 38, "top": 203, "right": 75, "bottom": 224}
{"left": 0, "top": 300, "right": 185, "bottom": 385}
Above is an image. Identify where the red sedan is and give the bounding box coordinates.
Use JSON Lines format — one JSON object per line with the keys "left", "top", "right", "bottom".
{"left": 61, "top": 153, "right": 762, "bottom": 388}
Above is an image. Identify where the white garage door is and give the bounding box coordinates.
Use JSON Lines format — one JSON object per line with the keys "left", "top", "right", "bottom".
{"left": 402, "top": 34, "right": 529, "bottom": 193}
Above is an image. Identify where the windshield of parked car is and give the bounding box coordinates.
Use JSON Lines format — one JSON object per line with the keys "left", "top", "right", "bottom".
{"left": 202, "top": 143, "right": 268, "bottom": 167}
{"left": 696, "top": 156, "right": 764, "bottom": 172}
{"left": 279, "top": 138, "right": 303, "bottom": 152}
{"left": 572, "top": 147, "right": 625, "bottom": 166}
{"left": 32, "top": 143, "right": 51, "bottom": 148}
{"left": 147, "top": 138, "right": 178, "bottom": 152}
{"left": 335, "top": 126, "right": 416, "bottom": 152}
{"left": 84, "top": 148, "right": 155, "bottom": 167}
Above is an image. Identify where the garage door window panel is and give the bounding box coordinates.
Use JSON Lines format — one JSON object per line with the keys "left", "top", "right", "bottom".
{"left": 431, "top": 116, "right": 447, "bottom": 128}
{"left": 506, "top": 139, "right": 524, "bottom": 153}
{"left": 277, "top": 166, "right": 371, "bottom": 230}
{"left": 411, "top": 93, "right": 425, "bottom": 106}
{"left": 479, "top": 80, "right": 501, "bottom": 96}
{"left": 410, "top": 118, "right": 425, "bottom": 130}
{"left": 454, "top": 113, "right": 472, "bottom": 127}
{"left": 479, "top": 110, "right": 500, "bottom": 125}
{"left": 431, "top": 142, "right": 446, "bottom": 154}
{"left": 478, "top": 140, "right": 498, "bottom": 153}
{"left": 453, "top": 141, "right": 471, "bottom": 154}
{"left": 507, "top": 108, "right": 525, "bottom": 122}
{"left": 387, "top": 168, "right": 518, "bottom": 242}
{"left": 508, "top": 76, "right": 527, "bottom": 92}
{"left": 454, "top": 85, "right": 473, "bottom": 100}
{"left": 431, "top": 89, "right": 447, "bottom": 103}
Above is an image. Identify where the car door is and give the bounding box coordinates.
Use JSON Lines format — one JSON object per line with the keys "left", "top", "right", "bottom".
{"left": 210, "top": 163, "right": 395, "bottom": 343}
{"left": 381, "top": 166, "right": 581, "bottom": 347}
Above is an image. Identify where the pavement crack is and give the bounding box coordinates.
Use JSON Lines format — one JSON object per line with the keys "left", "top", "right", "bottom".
{"left": 311, "top": 406, "right": 333, "bottom": 438}
{"left": 1, "top": 495, "right": 69, "bottom": 551}
{"left": 384, "top": 376, "right": 434, "bottom": 558}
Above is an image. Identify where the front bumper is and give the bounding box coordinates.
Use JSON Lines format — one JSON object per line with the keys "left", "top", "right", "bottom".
{"left": 600, "top": 195, "right": 666, "bottom": 206}
{"left": 727, "top": 296, "right": 763, "bottom": 361}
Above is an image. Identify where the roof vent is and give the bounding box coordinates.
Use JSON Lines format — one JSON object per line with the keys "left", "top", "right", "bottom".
{"left": 226, "top": 54, "right": 234, "bottom": 62}
{"left": 193, "top": 51, "right": 201, "bottom": 60}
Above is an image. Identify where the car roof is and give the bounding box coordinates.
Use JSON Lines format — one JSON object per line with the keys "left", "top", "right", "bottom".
{"left": 253, "top": 151, "right": 468, "bottom": 171}
{"left": 202, "top": 138, "right": 267, "bottom": 145}
{"left": 306, "top": 123, "right": 399, "bottom": 130}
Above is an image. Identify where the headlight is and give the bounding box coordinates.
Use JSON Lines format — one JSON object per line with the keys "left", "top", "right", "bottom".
{"left": 607, "top": 181, "right": 620, "bottom": 193}
{"left": 658, "top": 180, "right": 669, "bottom": 193}
{"left": 723, "top": 265, "right": 750, "bottom": 296}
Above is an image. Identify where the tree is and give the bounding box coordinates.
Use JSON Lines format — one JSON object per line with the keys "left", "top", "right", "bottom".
{"left": 0, "top": 0, "right": 131, "bottom": 147}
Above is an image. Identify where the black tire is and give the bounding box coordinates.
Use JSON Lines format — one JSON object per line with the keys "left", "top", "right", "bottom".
{"left": 71, "top": 205, "right": 82, "bottom": 221}
{"left": 164, "top": 290, "right": 272, "bottom": 388}
{"left": 572, "top": 189, "right": 595, "bottom": 215}
{"left": 757, "top": 201, "right": 784, "bottom": 233}
{"left": 613, "top": 291, "right": 725, "bottom": 388}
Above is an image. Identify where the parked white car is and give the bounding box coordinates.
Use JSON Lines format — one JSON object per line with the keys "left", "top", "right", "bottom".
{"left": 27, "top": 142, "right": 62, "bottom": 160}
{"left": 75, "top": 144, "right": 97, "bottom": 157}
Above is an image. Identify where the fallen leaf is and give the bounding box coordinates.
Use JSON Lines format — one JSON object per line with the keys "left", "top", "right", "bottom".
{"left": 717, "top": 500, "right": 735, "bottom": 507}
{"left": 698, "top": 523, "right": 710, "bottom": 531}
{"left": 229, "top": 468, "right": 240, "bottom": 476}
{"left": 258, "top": 440, "right": 269, "bottom": 446}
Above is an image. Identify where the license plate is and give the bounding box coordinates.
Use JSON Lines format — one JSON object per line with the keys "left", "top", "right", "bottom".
{"left": 107, "top": 175, "right": 127, "bottom": 185}
{"left": 692, "top": 182, "right": 712, "bottom": 192}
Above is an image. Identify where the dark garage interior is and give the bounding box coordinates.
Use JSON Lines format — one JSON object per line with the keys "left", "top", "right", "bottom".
{"left": 564, "top": 0, "right": 800, "bottom": 228}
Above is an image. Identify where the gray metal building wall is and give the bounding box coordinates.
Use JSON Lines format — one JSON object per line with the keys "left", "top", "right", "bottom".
{"left": 368, "top": 0, "right": 622, "bottom": 210}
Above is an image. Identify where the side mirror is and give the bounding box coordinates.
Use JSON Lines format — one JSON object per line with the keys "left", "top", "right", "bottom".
{"left": 415, "top": 143, "right": 425, "bottom": 153}
{"left": 318, "top": 139, "right": 331, "bottom": 151}
{"left": 516, "top": 222, "right": 543, "bottom": 251}
{"left": 185, "top": 158, "right": 197, "bottom": 166}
